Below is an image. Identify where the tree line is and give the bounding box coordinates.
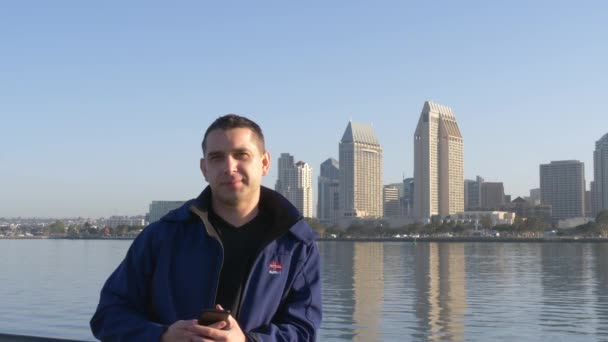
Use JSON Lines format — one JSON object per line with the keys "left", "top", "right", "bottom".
{"left": 6, "top": 209, "right": 608, "bottom": 239}
{"left": 305, "top": 210, "right": 608, "bottom": 239}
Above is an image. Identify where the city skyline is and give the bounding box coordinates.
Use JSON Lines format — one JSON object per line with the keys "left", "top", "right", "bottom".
{"left": 1, "top": 2, "right": 607, "bottom": 217}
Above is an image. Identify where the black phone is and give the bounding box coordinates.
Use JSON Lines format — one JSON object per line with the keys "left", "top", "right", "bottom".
{"left": 197, "top": 308, "right": 231, "bottom": 326}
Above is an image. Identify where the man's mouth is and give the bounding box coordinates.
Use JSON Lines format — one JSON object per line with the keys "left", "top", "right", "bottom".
{"left": 222, "top": 179, "right": 243, "bottom": 186}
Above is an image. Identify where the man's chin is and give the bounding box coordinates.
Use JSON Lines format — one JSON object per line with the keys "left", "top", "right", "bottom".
{"left": 216, "top": 192, "right": 244, "bottom": 207}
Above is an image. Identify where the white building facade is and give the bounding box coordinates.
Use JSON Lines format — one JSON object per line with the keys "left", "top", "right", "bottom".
{"left": 414, "top": 101, "right": 464, "bottom": 219}
{"left": 339, "top": 121, "right": 383, "bottom": 220}
{"left": 593, "top": 133, "right": 608, "bottom": 217}
{"left": 275, "top": 154, "right": 313, "bottom": 218}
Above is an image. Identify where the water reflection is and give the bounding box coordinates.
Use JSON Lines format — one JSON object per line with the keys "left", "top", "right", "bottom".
{"left": 540, "top": 243, "right": 595, "bottom": 338}
{"left": 352, "top": 242, "right": 384, "bottom": 341}
{"left": 4, "top": 241, "right": 608, "bottom": 341}
{"left": 319, "top": 241, "right": 356, "bottom": 340}
{"left": 413, "top": 243, "right": 466, "bottom": 341}
{"left": 594, "top": 244, "right": 608, "bottom": 338}
{"left": 320, "top": 242, "right": 466, "bottom": 341}
{"left": 317, "top": 241, "right": 608, "bottom": 341}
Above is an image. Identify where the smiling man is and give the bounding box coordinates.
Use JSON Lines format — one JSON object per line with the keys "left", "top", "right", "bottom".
{"left": 91, "top": 114, "right": 322, "bottom": 342}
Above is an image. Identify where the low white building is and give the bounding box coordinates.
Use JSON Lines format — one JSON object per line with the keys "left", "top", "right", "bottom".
{"left": 557, "top": 217, "right": 592, "bottom": 229}
{"left": 103, "top": 216, "right": 145, "bottom": 228}
{"left": 452, "top": 211, "right": 517, "bottom": 226}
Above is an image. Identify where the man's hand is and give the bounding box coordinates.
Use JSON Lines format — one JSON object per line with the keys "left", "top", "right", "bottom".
{"left": 188, "top": 305, "right": 246, "bottom": 342}
{"left": 161, "top": 305, "right": 245, "bottom": 342}
{"left": 161, "top": 319, "right": 227, "bottom": 342}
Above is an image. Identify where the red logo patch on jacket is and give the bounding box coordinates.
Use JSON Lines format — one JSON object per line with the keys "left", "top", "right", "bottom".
{"left": 269, "top": 260, "right": 282, "bottom": 274}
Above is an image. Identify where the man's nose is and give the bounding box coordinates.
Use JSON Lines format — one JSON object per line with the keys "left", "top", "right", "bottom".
{"left": 223, "top": 156, "right": 238, "bottom": 174}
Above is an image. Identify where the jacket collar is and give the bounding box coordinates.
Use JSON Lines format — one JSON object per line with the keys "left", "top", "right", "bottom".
{"left": 161, "top": 186, "right": 315, "bottom": 242}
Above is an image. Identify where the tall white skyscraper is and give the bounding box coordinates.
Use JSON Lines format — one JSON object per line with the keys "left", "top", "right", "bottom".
{"left": 275, "top": 154, "right": 313, "bottom": 218}
{"left": 339, "top": 121, "right": 383, "bottom": 219}
{"left": 413, "top": 101, "right": 464, "bottom": 219}
{"left": 593, "top": 133, "right": 608, "bottom": 217}
{"left": 293, "top": 161, "right": 313, "bottom": 218}
{"left": 540, "top": 160, "right": 585, "bottom": 220}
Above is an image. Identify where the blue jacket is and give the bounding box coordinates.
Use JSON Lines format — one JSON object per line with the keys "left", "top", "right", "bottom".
{"left": 90, "top": 187, "right": 322, "bottom": 341}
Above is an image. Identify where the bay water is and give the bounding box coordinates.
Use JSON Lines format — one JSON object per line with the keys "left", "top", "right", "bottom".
{"left": 1, "top": 239, "right": 607, "bottom": 341}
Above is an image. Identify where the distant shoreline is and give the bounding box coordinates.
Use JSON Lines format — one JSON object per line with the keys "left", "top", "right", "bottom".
{"left": 317, "top": 237, "right": 608, "bottom": 243}
{"left": 2, "top": 236, "right": 608, "bottom": 243}
{"left": 0, "top": 236, "right": 134, "bottom": 240}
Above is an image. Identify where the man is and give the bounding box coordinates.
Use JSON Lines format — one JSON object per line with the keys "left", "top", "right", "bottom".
{"left": 90, "top": 114, "right": 322, "bottom": 341}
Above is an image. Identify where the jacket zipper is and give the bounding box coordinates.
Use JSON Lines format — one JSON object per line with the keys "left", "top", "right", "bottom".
{"left": 192, "top": 206, "right": 225, "bottom": 307}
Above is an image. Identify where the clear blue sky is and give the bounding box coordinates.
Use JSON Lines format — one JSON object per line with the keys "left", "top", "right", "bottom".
{"left": 1, "top": 1, "right": 607, "bottom": 218}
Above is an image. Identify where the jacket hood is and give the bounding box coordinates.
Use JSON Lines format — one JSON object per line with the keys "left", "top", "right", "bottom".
{"left": 160, "top": 186, "right": 316, "bottom": 242}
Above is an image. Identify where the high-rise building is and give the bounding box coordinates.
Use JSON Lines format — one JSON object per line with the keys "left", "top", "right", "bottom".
{"left": 593, "top": 133, "right": 608, "bottom": 217}
{"left": 292, "top": 161, "right": 313, "bottom": 218}
{"left": 464, "top": 176, "right": 484, "bottom": 210}
{"left": 481, "top": 182, "right": 505, "bottom": 209}
{"left": 275, "top": 154, "right": 313, "bottom": 218}
{"left": 402, "top": 177, "right": 415, "bottom": 217}
{"left": 413, "top": 101, "right": 464, "bottom": 219}
{"left": 529, "top": 188, "right": 541, "bottom": 205}
{"left": 339, "top": 121, "right": 383, "bottom": 219}
{"left": 383, "top": 185, "right": 401, "bottom": 218}
{"left": 540, "top": 160, "right": 585, "bottom": 220}
{"left": 275, "top": 153, "right": 295, "bottom": 195}
{"left": 317, "top": 158, "right": 340, "bottom": 225}
{"left": 149, "top": 201, "right": 185, "bottom": 223}
{"left": 464, "top": 181, "right": 475, "bottom": 209}
{"left": 585, "top": 190, "right": 593, "bottom": 217}
{"left": 591, "top": 181, "right": 598, "bottom": 217}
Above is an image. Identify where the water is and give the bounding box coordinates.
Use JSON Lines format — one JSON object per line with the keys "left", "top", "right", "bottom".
{"left": 1, "top": 240, "right": 607, "bottom": 341}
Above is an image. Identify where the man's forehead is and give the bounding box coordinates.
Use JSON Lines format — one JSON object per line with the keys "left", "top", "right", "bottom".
{"left": 205, "top": 128, "right": 263, "bottom": 153}
{"left": 206, "top": 146, "right": 255, "bottom": 155}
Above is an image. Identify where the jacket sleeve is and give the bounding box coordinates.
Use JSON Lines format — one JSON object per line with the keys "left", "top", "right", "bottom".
{"left": 90, "top": 226, "right": 167, "bottom": 342}
{"left": 248, "top": 242, "right": 322, "bottom": 342}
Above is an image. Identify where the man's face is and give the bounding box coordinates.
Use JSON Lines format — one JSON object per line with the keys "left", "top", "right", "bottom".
{"left": 200, "top": 128, "right": 270, "bottom": 208}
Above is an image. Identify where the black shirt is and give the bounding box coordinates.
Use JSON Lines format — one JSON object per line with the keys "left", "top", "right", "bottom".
{"left": 208, "top": 206, "right": 273, "bottom": 318}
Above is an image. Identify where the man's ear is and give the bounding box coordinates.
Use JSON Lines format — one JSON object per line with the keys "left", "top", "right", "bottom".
{"left": 200, "top": 158, "right": 208, "bottom": 180}
{"left": 261, "top": 151, "right": 271, "bottom": 176}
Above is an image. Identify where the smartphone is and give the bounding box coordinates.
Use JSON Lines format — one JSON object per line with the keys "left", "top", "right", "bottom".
{"left": 197, "top": 308, "right": 231, "bottom": 326}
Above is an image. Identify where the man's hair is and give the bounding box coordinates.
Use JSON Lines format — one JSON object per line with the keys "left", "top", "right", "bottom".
{"left": 202, "top": 114, "right": 265, "bottom": 154}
